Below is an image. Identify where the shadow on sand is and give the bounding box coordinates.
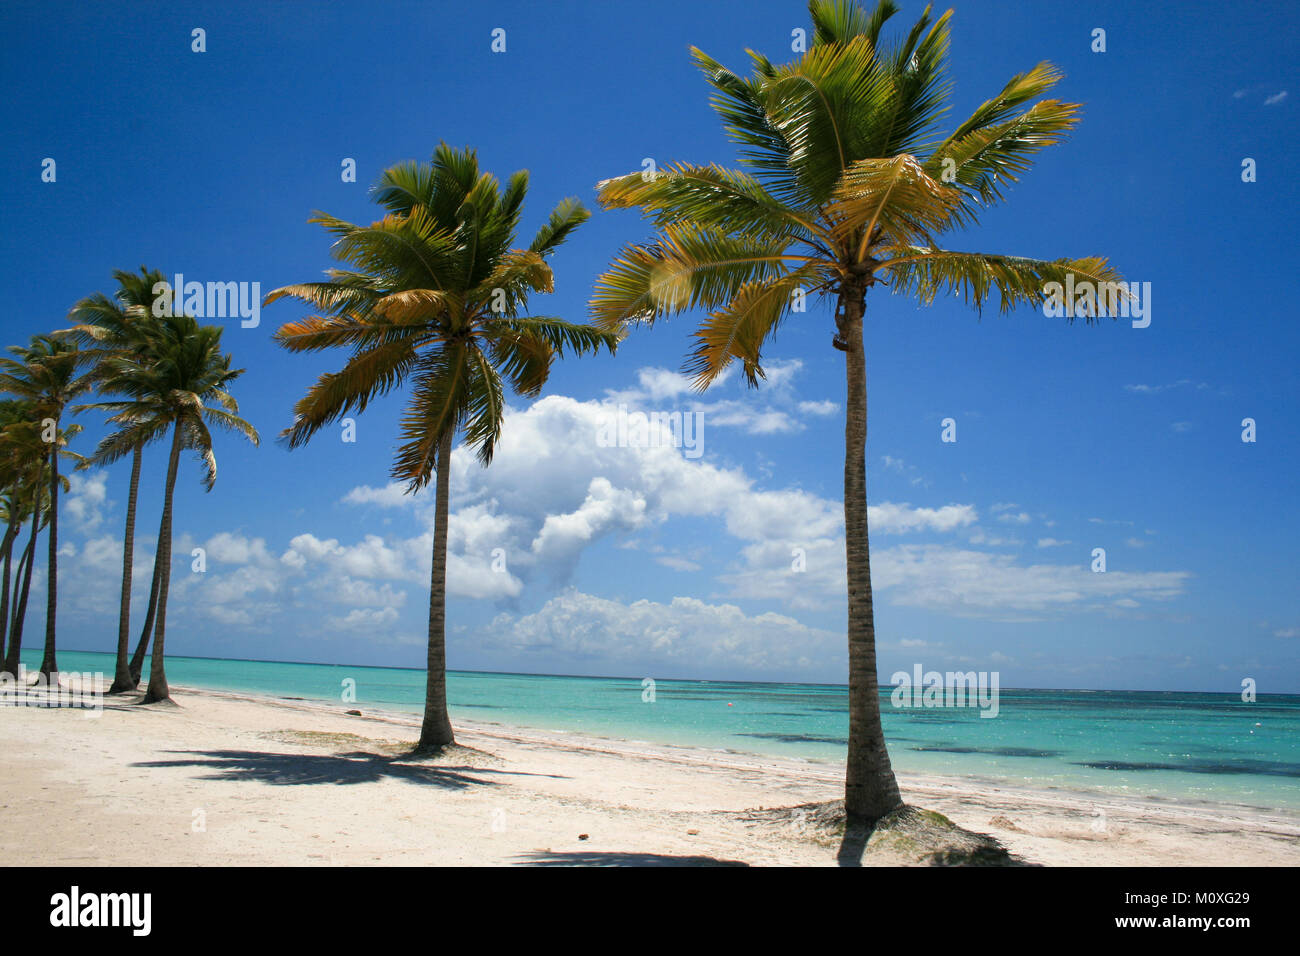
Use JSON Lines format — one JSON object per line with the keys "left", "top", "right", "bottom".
{"left": 834, "top": 806, "right": 1036, "bottom": 867}
{"left": 132, "top": 748, "right": 556, "bottom": 790}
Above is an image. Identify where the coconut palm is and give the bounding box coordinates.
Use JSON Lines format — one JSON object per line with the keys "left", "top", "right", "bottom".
{"left": 65, "top": 267, "right": 170, "bottom": 693}
{"left": 86, "top": 313, "right": 259, "bottom": 703}
{"left": 0, "top": 336, "right": 93, "bottom": 677}
{"left": 590, "top": 0, "right": 1125, "bottom": 821}
{"left": 0, "top": 399, "right": 35, "bottom": 660}
{"left": 1, "top": 499, "right": 42, "bottom": 677}
{"left": 0, "top": 417, "right": 75, "bottom": 678}
{"left": 0, "top": 491, "right": 21, "bottom": 664}
{"left": 268, "top": 144, "right": 619, "bottom": 752}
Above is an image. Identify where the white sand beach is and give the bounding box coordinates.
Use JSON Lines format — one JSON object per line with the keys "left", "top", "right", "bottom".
{"left": 3, "top": 685, "right": 1298, "bottom": 867}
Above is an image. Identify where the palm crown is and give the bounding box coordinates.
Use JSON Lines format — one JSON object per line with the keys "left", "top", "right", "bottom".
{"left": 591, "top": 0, "right": 1124, "bottom": 387}
{"left": 64, "top": 266, "right": 167, "bottom": 358}
{"left": 0, "top": 335, "right": 94, "bottom": 420}
{"left": 269, "top": 143, "right": 619, "bottom": 487}
{"left": 78, "top": 313, "right": 258, "bottom": 490}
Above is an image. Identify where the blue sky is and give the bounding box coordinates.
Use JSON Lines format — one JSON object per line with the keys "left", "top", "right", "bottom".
{"left": 1, "top": 0, "right": 1296, "bottom": 691}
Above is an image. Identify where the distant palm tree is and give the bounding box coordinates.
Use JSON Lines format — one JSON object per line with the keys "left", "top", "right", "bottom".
{"left": 269, "top": 144, "right": 619, "bottom": 752}
{"left": 0, "top": 399, "right": 35, "bottom": 661}
{"left": 0, "top": 416, "right": 75, "bottom": 678}
{"left": 65, "top": 267, "right": 170, "bottom": 693}
{"left": 86, "top": 313, "right": 259, "bottom": 703}
{"left": 1, "top": 499, "right": 42, "bottom": 678}
{"left": 0, "top": 336, "right": 93, "bottom": 678}
{"left": 591, "top": 0, "right": 1124, "bottom": 821}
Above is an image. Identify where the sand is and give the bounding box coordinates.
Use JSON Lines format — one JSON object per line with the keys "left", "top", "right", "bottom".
{"left": 3, "top": 684, "right": 1298, "bottom": 867}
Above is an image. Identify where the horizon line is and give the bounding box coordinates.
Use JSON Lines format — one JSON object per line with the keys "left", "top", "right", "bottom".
{"left": 45, "top": 646, "right": 1296, "bottom": 697}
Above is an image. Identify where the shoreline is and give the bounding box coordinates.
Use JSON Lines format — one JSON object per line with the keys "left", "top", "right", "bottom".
{"left": 195, "top": 683, "right": 1300, "bottom": 829}
{"left": 3, "top": 681, "right": 1298, "bottom": 866}
{"left": 17, "top": 651, "right": 1300, "bottom": 815}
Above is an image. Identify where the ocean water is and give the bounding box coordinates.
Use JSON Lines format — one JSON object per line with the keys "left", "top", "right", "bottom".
{"left": 18, "top": 649, "right": 1300, "bottom": 812}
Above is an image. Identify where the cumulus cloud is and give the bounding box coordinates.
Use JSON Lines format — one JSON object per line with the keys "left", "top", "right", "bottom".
{"left": 479, "top": 589, "right": 840, "bottom": 678}
{"left": 601, "top": 361, "right": 836, "bottom": 437}
{"left": 64, "top": 471, "right": 109, "bottom": 533}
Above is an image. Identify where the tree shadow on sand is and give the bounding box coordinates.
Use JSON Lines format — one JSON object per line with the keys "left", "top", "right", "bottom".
{"left": 132, "top": 749, "right": 557, "bottom": 790}
{"left": 741, "top": 802, "right": 1033, "bottom": 867}
{"left": 515, "top": 850, "right": 749, "bottom": 867}
{"left": 835, "top": 805, "right": 1036, "bottom": 867}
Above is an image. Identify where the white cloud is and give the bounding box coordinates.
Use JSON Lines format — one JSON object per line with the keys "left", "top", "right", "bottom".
{"left": 656, "top": 555, "right": 702, "bottom": 572}
{"left": 64, "top": 470, "right": 109, "bottom": 533}
{"left": 343, "top": 483, "right": 413, "bottom": 508}
{"left": 480, "top": 590, "right": 839, "bottom": 677}
{"left": 531, "top": 477, "right": 648, "bottom": 576}
{"left": 205, "top": 532, "right": 276, "bottom": 566}
{"left": 799, "top": 400, "right": 839, "bottom": 416}
{"left": 1124, "top": 380, "right": 1209, "bottom": 394}
{"left": 328, "top": 606, "right": 399, "bottom": 632}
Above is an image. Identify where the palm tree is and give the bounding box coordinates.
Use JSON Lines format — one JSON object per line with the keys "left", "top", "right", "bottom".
{"left": 268, "top": 144, "right": 619, "bottom": 753}
{"left": 2, "top": 499, "right": 42, "bottom": 678}
{"left": 85, "top": 313, "right": 258, "bottom": 703}
{"left": 0, "top": 491, "right": 21, "bottom": 665}
{"left": 590, "top": 0, "right": 1125, "bottom": 821}
{"left": 0, "top": 336, "right": 93, "bottom": 678}
{"left": 0, "top": 399, "right": 36, "bottom": 663}
{"left": 65, "top": 267, "right": 169, "bottom": 694}
{"left": 0, "top": 417, "right": 73, "bottom": 678}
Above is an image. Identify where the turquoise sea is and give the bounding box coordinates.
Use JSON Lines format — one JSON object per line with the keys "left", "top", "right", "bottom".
{"left": 20, "top": 649, "right": 1300, "bottom": 812}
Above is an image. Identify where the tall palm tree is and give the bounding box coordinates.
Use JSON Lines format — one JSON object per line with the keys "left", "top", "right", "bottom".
{"left": 0, "top": 336, "right": 93, "bottom": 678}
{"left": 0, "top": 491, "right": 21, "bottom": 666}
{"left": 65, "top": 267, "right": 169, "bottom": 694}
{"left": 590, "top": 0, "right": 1125, "bottom": 821}
{"left": 268, "top": 144, "right": 619, "bottom": 753}
{"left": 0, "top": 399, "right": 36, "bottom": 662}
{"left": 86, "top": 313, "right": 259, "bottom": 703}
{"left": 0, "top": 417, "right": 73, "bottom": 678}
{"left": 2, "top": 499, "right": 42, "bottom": 678}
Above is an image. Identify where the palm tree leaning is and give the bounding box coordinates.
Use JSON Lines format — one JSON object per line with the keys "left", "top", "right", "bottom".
{"left": 591, "top": 0, "right": 1125, "bottom": 822}
{"left": 0, "top": 336, "right": 93, "bottom": 679}
{"left": 0, "top": 416, "right": 75, "bottom": 678}
{"left": 0, "top": 400, "right": 34, "bottom": 665}
{"left": 1, "top": 492, "right": 42, "bottom": 678}
{"left": 65, "top": 267, "right": 170, "bottom": 694}
{"left": 0, "top": 403, "right": 42, "bottom": 674}
{"left": 268, "top": 144, "right": 619, "bottom": 753}
{"left": 85, "top": 313, "right": 259, "bottom": 703}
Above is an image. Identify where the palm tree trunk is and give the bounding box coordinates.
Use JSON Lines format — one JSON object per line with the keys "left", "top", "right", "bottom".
{"left": 128, "top": 553, "right": 162, "bottom": 686}
{"left": 2, "top": 509, "right": 40, "bottom": 678}
{"left": 38, "top": 433, "right": 59, "bottom": 679}
{"left": 142, "top": 423, "right": 182, "bottom": 704}
{"left": 840, "top": 285, "right": 903, "bottom": 822}
{"left": 0, "top": 515, "right": 20, "bottom": 668}
{"left": 108, "top": 444, "right": 143, "bottom": 694}
{"left": 415, "top": 428, "right": 456, "bottom": 751}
